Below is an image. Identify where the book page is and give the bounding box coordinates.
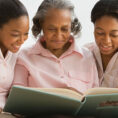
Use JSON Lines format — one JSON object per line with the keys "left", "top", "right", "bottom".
{"left": 32, "top": 87, "right": 83, "bottom": 101}
{"left": 84, "top": 87, "right": 118, "bottom": 96}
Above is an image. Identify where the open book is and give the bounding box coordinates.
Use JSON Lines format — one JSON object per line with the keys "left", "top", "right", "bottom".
{"left": 3, "top": 85, "right": 118, "bottom": 117}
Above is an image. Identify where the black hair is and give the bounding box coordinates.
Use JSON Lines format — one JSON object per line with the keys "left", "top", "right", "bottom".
{"left": 0, "top": 0, "right": 28, "bottom": 28}
{"left": 91, "top": 0, "right": 118, "bottom": 23}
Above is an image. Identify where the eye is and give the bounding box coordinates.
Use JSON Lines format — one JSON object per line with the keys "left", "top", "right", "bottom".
{"left": 24, "top": 32, "right": 29, "bottom": 36}
{"left": 11, "top": 34, "right": 20, "bottom": 37}
{"left": 61, "top": 28, "right": 69, "bottom": 32}
{"left": 110, "top": 34, "right": 118, "bottom": 38}
{"left": 48, "top": 28, "right": 56, "bottom": 31}
{"left": 96, "top": 32, "right": 105, "bottom": 36}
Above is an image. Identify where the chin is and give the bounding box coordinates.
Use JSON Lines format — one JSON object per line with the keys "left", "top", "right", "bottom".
{"left": 101, "top": 51, "right": 114, "bottom": 56}
{"left": 56, "top": 47, "right": 63, "bottom": 50}
{"left": 53, "top": 46, "right": 63, "bottom": 49}
{"left": 10, "top": 49, "right": 19, "bottom": 53}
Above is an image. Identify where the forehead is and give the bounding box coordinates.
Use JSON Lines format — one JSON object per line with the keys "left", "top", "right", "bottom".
{"left": 95, "top": 16, "right": 118, "bottom": 30}
{"left": 1, "top": 16, "right": 29, "bottom": 30}
{"left": 43, "top": 8, "right": 71, "bottom": 25}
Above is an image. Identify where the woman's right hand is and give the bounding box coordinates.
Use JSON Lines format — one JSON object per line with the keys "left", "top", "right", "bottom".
{"left": 13, "top": 114, "right": 25, "bottom": 118}
{"left": 0, "top": 108, "right": 2, "bottom": 113}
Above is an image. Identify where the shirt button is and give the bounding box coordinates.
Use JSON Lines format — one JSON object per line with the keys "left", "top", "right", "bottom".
{"left": 60, "top": 76, "right": 64, "bottom": 78}
{"left": 3, "top": 63, "right": 7, "bottom": 66}
{"left": 3, "top": 77, "right": 6, "bottom": 79}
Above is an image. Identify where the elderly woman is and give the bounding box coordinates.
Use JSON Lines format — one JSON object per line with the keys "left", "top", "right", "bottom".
{"left": 13, "top": 0, "right": 99, "bottom": 117}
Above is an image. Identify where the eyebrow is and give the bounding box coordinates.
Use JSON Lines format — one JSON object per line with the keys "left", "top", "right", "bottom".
{"left": 48, "top": 24, "right": 69, "bottom": 27}
{"left": 11, "top": 28, "right": 29, "bottom": 33}
{"left": 11, "top": 30, "right": 21, "bottom": 33}
{"left": 111, "top": 30, "right": 118, "bottom": 32}
{"left": 95, "top": 27, "right": 118, "bottom": 32}
{"left": 95, "top": 27, "right": 103, "bottom": 30}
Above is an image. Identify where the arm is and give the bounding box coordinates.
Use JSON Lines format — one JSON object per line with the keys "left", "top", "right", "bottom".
{"left": 13, "top": 63, "right": 29, "bottom": 87}
{"left": 84, "top": 45, "right": 99, "bottom": 87}
{"left": 92, "top": 58, "right": 99, "bottom": 87}
{"left": 0, "top": 108, "right": 2, "bottom": 113}
{"left": 0, "top": 92, "right": 7, "bottom": 111}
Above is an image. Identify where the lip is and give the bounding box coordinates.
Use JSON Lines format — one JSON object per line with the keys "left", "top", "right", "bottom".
{"left": 52, "top": 41, "right": 65, "bottom": 44}
{"left": 55, "top": 42, "right": 64, "bottom": 44}
{"left": 100, "top": 45, "right": 112, "bottom": 52}
{"left": 12, "top": 45, "right": 21, "bottom": 50}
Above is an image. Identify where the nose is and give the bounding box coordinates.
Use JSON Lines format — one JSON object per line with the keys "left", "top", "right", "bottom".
{"left": 56, "top": 30, "right": 63, "bottom": 40}
{"left": 103, "top": 34, "right": 112, "bottom": 44}
{"left": 17, "top": 35, "right": 27, "bottom": 44}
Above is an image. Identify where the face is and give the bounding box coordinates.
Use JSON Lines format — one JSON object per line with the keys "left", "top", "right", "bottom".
{"left": 42, "top": 8, "right": 71, "bottom": 51}
{"left": 0, "top": 15, "right": 29, "bottom": 53}
{"left": 94, "top": 15, "right": 118, "bottom": 56}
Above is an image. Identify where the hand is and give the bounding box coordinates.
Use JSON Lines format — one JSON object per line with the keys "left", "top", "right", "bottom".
{"left": 12, "top": 114, "right": 25, "bottom": 118}
{"left": 0, "top": 108, "right": 2, "bottom": 113}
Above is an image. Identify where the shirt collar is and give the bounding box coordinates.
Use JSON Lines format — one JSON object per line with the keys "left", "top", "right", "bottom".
{"left": 29, "top": 36, "right": 54, "bottom": 57}
{"left": 0, "top": 48, "right": 13, "bottom": 60}
{"left": 29, "top": 36, "right": 84, "bottom": 58}
{"left": 93, "top": 43, "right": 118, "bottom": 72}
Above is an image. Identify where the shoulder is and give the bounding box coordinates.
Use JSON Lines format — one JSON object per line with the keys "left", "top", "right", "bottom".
{"left": 77, "top": 46, "right": 94, "bottom": 58}
{"left": 77, "top": 46, "right": 96, "bottom": 65}
{"left": 72, "top": 40, "right": 95, "bottom": 58}
{"left": 17, "top": 44, "right": 36, "bottom": 63}
{"left": 18, "top": 46, "right": 32, "bottom": 58}
{"left": 83, "top": 42, "right": 97, "bottom": 51}
{"left": 7, "top": 51, "right": 19, "bottom": 63}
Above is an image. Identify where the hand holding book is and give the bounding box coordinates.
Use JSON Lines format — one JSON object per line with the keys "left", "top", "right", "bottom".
{"left": 0, "top": 108, "right": 2, "bottom": 113}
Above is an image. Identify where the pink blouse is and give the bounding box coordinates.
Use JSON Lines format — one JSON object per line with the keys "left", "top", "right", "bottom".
{"left": 85, "top": 42, "right": 118, "bottom": 87}
{"left": 13, "top": 37, "right": 99, "bottom": 93}
{"left": 0, "top": 50, "right": 18, "bottom": 109}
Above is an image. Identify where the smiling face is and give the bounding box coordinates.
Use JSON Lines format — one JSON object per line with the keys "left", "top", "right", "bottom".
{"left": 94, "top": 15, "right": 118, "bottom": 56}
{"left": 42, "top": 8, "right": 71, "bottom": 52}
{"left": 0, "top": 15, "right": 29, "bottom": 54}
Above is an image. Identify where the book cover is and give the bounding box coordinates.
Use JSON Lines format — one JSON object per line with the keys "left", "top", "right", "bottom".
{"left": 4, "top": 85, "right": 118, "bottom": 117}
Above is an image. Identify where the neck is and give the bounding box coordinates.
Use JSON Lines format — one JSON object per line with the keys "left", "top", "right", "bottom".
{"left": 42, "top": 41, "right": 71, "bottom": 58}
{"left": 51, "top": 49, "right": 64, "bottom": 58}
{"left": 101, "top": 53, "right": 113, "bottom": 71}
{"left": 0, "top": 43, "right": 8, "bottom": 58}
{"left": 50, "top": 42, "right": 71, "bottom": 58}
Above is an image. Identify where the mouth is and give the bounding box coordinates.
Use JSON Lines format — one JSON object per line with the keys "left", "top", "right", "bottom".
{"left": 12, "top": 44, "right": 21, "bottom": 51}
{"left": 52, "top": 40, "right": 65, "bottom": 44}
{"left": 100, "top": 45, "right": 112, "bottom": 52}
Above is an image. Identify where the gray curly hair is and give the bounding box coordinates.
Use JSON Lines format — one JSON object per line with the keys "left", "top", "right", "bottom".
{"left": 32, "top": 0, "right": 81, "bottom": 37}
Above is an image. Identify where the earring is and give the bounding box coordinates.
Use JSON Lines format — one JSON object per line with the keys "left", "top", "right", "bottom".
{"left": 69, "top": 36, "right": 73, "bottom": 43}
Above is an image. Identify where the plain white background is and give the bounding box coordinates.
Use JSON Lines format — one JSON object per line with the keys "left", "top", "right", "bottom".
{"left": 20, "top": 0, "right": 99, "bottom": 48}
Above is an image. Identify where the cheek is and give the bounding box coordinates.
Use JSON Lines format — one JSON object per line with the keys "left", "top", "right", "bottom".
{"left": 113, "top": 39, "right": 118, "bottom": 47}
{"left": 95, "top": 38, "right": 103, "bottom": 49}
{"left": 2, "top": 38, "right": 17, "bottom": 47}
{"left": 65, "top": 33, "right": 71, "bottom": 39}
{"left": 94, "top": 33, "right": 99, "bottom": 40}
{"left": 43, "top": 31, "right": 52, "bottom": 39}
{"left": 94, "top": 34, "right": 102, "bottom": 44}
